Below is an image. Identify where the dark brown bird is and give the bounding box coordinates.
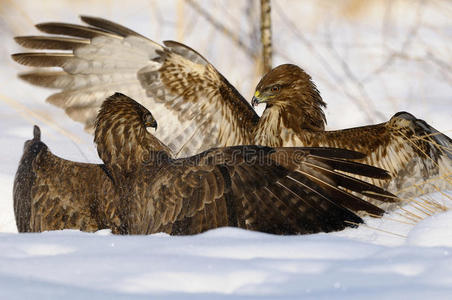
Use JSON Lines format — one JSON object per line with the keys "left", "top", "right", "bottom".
{"left": 14, "top": 93, "right": 396, "bottom": 235}
{"left": 93, "top": 93, "right": 396, "bottom": 235}
{"left": 12, "top": 16, "right": 451, "bottom": 200}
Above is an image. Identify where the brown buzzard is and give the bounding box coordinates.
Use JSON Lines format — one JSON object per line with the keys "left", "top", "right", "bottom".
{"left": 12, "top": 16, "right": 451, "bottom": 199}
{"left": 13, "top": 93, "right": 396, "bottom": 235}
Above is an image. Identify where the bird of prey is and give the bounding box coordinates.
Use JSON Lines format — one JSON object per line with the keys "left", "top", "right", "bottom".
{"left": 13, "top": 93, "right": 396, "bottom": 235}
{"left": 250, "top": 64, "right": 452, "bottom": 198}
{"left": 12, "top": 16, "right": 452, "bottom": 199}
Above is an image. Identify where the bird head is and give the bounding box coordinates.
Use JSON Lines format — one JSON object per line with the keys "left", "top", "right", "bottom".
{"left": 251, "top": 64, "right": 325, "bottom": 109}
{"left": 251, "top": 64, "right": 327, "bottom": 131}
{"left": 94, "top": 93, "right": 170, "bottom": 174}
{"left": 143, "top": 111, "right": 158, "bottom": 131}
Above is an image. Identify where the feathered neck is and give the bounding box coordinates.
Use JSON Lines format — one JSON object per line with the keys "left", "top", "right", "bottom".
{"left": 254, "top": 106, "right": 283, "bottom": 146}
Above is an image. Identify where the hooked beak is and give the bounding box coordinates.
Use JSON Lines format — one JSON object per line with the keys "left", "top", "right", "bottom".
{"left": 145, "top": 120, "right": 158, "bottom": 131}
{"left": 251, "top": 91, "right": 263, "bottom": 107}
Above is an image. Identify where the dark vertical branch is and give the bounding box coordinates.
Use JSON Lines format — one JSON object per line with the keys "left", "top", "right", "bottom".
{"left": 260, "top": 0, "right": 272, "bottom": 75}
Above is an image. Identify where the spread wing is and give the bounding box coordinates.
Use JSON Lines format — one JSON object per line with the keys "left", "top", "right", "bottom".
{"left": 134, "top": 146, "right": 395, "bottom": 235}
{"left": 298, "top": 112, "right": 452, "bottom": 198}
{"left": 13, "top": 126, "right": 120, "bottom": 232}
{"left": 90, "top": 93, "right": 395, "bottom": 235}
{"left": 13, "top": 16, "right": 258, "bottom": 157}
{"left": 137, "top": 40, "right": 259, "bottom": 156}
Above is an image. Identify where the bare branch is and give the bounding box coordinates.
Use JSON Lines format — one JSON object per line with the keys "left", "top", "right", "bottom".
{"left": 324, "top": 25, "right": 386, "bottom": 122}
{"left": 274, "top": 3, "right": 382, "bottom": 123}
{"left": 186, "top": 0, "right": 257, "bottom": 60}
{"left": 363, "top": 0, "right": 425, "bottom": 83}
{"left": 260, "top": 0, "right": 272, "bottom": 74}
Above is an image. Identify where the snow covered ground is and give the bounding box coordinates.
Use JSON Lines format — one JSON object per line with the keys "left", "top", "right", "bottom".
{"left": 0, "top": 1, "right": 451, "bottom": 298}
{"left": 1, "top": 217, "right": 452, "bottom": 299}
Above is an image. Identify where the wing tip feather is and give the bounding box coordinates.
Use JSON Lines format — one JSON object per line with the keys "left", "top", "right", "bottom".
{"left": 33, "top": 125, "right": 41, "bottom": 141}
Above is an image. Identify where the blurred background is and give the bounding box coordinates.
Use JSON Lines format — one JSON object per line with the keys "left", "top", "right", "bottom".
{"left": 0, "top": 0, "right": 451, "bottom": 231}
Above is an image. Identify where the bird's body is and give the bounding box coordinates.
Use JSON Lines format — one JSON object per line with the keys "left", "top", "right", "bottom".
{"left": 93, "top": 93, "right": 395, "bottom": 235}
{"left": 12, "top": 16, "right": 452, "bottom": 201}
{"left": 13, "top": 93, "right": 396, "bottom": 235}
{"left": 249, "top": 65, "right": 451, "bottom": 198}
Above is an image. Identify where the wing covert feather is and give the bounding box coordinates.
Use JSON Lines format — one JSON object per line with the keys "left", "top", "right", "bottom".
{"left": 298, "top": 113, "right": 452, "bottom": 197}
{"left": 135, "top": 146, "right": 395, "bottom": 235}
{"left": 13, "top": 16, "right": 258, "bottom": 157}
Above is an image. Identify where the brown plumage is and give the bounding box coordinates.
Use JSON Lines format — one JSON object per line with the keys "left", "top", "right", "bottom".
{"left": 250, "top": 65, "right": 452, "bottom": 198}
{"left": 11, "top": 16, "right": 258, "bottom": 156}
{"left": 93, "top": 93, "right": 396, "bottom": 234}
{"left": 12, "top": 16, "right": 451, "bottom": 200}
{"left": 13, "top": 93, "right": 396, "bottom": 235}
{"left": 13, "top": 126, "right": 121, "bottom": 233}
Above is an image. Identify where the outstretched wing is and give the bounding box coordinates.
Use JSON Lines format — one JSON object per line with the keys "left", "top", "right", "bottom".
{"left": 137, "top": 40, "right": 259, "bottom": 156}
{"left": 13, "top": 126, "right": 120, "bottom": 232}
{"left": 90, "top": 93, "right": 395, "bottom": 235}
{"left": 13, "top": 16, "right": 258, "bottom": 157}
{"left": 300, "top": 112, "right": 452, "bottom": 198}
{"left": 134, "top": 146, "right": 395, "bottom": 235}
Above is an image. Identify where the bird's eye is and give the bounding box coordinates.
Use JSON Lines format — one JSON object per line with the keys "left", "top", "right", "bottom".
{"left": 271, "top": 85, "right": 280, "bottom": 92}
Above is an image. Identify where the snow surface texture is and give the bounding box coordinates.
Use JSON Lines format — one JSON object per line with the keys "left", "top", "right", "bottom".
{"left": 0, "top": 0, "right": 451, "bottom": 299}
{"left": 1, "top": 223, "right": 452, "bottom": 299}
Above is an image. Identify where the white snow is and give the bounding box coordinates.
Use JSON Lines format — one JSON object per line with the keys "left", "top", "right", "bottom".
{"left": 1, "top": 226, "right": 452, "bottom": 299}
{"left": 0, "top": 0, "right": 451, "bottom": 299}
{"left": 407, "top": 211, "right": 452, "bottom": 247}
